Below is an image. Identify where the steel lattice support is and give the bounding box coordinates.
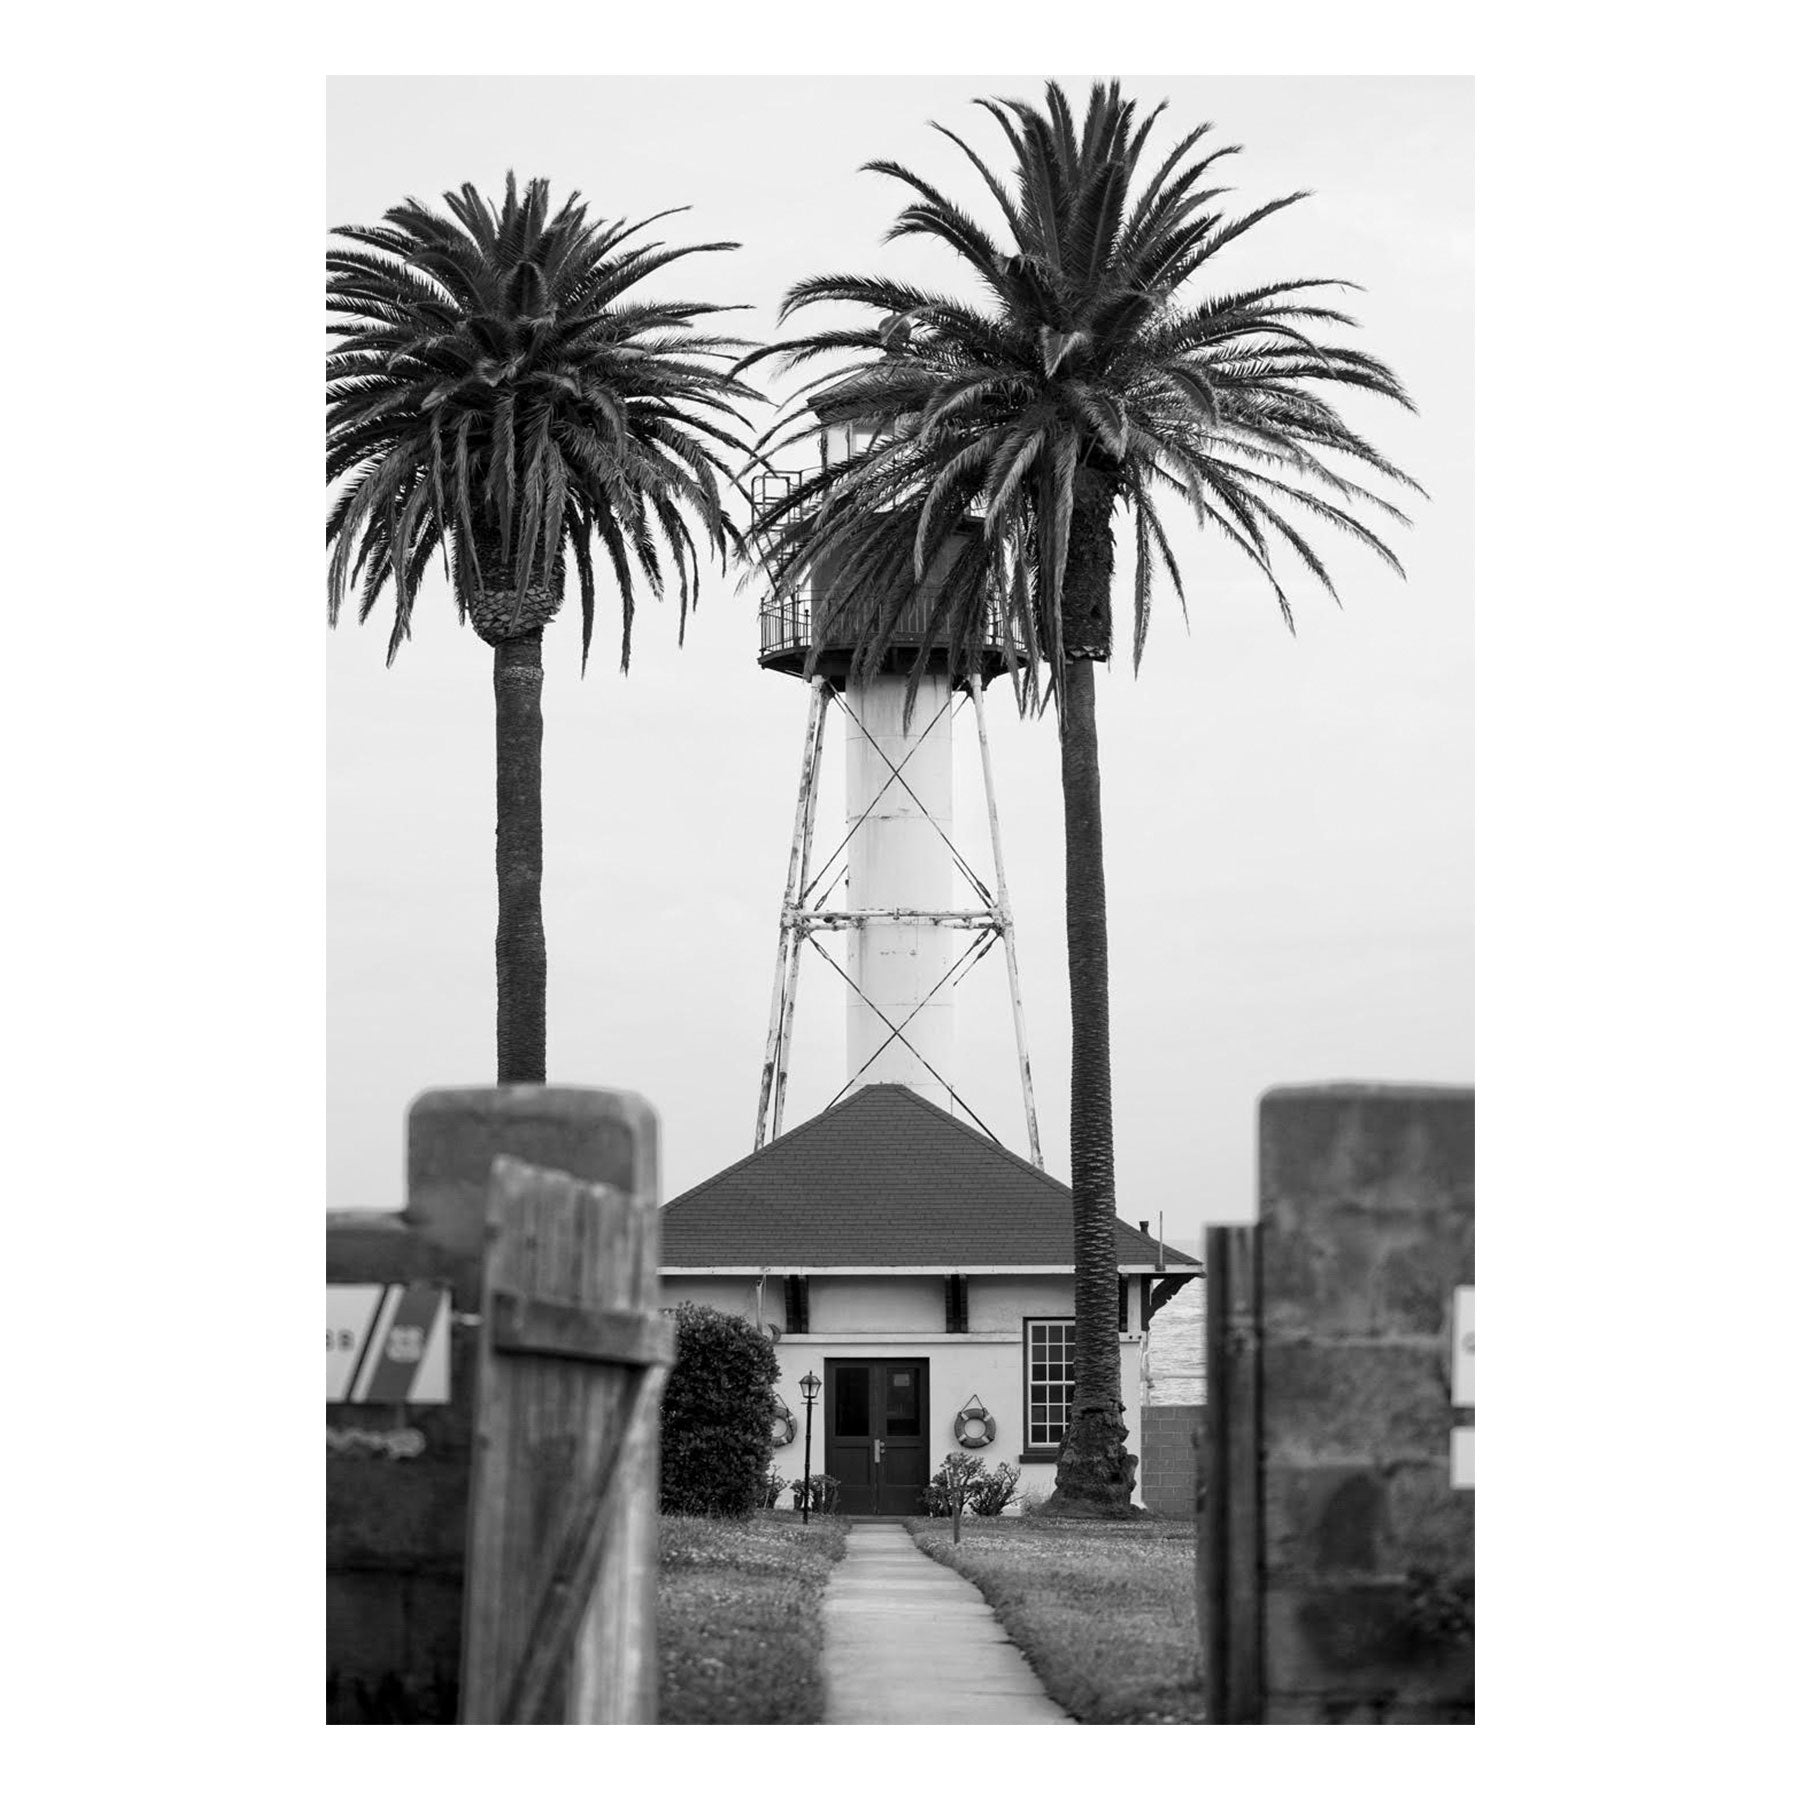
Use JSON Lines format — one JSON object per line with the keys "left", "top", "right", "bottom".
{"left": 752, "top": 678, "right": 1041, "bottom": 1164}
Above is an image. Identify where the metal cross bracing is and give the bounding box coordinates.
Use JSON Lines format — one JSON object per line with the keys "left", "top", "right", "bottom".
{"left": 753, "top": 675, "right": 1042, "bottom": 1166}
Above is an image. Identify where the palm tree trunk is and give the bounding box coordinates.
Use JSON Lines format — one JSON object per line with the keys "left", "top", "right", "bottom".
{"left": 1045, "top": 481, "right": 1137, "bottom": 1517}
{"left": 494, "top": 630, "right": 547, "bottom": 1084}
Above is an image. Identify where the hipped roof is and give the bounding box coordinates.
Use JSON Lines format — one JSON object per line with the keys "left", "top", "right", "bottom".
{"left": 660, "top": 1084, "right": 1200, "bottom": 1274}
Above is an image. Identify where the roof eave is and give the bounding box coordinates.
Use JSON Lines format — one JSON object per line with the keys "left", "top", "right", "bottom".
{"left": 661, "top": 1261, "right": 1197, "bottom": 1276}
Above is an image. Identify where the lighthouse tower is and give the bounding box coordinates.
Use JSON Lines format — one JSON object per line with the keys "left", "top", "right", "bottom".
{"left": 752, "top": 418, "right": 1041, "bottom": 1164}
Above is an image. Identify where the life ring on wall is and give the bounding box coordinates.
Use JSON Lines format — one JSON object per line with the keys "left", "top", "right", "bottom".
{"left": 771, "top": 1399, "right": 797, "bottom": 1446}
{"left": 954, "top": 1396, "right": 997, "bottom": 1449}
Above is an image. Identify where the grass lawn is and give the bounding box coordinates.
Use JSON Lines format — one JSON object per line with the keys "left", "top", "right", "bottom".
{"left": 657, "top": 1511, "right": 849, "bottom": 1724}
{"left": 905, "top": 1514, "right": 1204, "bottom": 1723}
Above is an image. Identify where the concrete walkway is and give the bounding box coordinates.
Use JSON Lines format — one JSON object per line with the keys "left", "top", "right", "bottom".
{"left": 820, "top": 1522, "right": 1074, "bottom": 1725}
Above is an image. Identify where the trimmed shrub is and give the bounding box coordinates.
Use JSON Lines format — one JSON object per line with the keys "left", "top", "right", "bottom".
{"left": 969, "top": 1462, "right": 1023, "bottom": 1516}
{"left": 789, "top": 1473, "right": 842, "bottom": 1514}
{"left": 922, "top": 1452, "right": 1023, "bottom": 1517}
{"left": 660, "top": 1304, "right": 779, "bottom": 1516}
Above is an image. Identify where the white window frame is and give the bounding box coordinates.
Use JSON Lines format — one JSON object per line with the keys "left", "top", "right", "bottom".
{"left": 1024, "top": 1317, "right": 1077, "bottom": 1451}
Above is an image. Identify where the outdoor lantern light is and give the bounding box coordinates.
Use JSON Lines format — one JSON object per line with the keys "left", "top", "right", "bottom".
{"left": 799, "top": 1370, "right": 822, "bottom": 1524}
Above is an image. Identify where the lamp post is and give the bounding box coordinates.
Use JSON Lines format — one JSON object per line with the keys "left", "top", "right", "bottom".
{"left": 799, "top": 1369, "right": 821, "bottom": 1524}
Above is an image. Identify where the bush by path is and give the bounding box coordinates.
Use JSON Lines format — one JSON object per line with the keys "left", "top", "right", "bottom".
{"left": 659, "top": 1304, "right": 778, "bottom": 1516}
{"left": 905, "top": 1515, "right": 1203, "bottom": 1723}
{"left": 657, "top": 1512, "right": 849, "bottom": 1723}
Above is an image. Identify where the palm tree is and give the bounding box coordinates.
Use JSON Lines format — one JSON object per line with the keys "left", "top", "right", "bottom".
{"left": 328, "top": 173, "right": 755, "bottom": 1083}
{"left": 742, "top": 82, "right": 1419, "bottom": 1514}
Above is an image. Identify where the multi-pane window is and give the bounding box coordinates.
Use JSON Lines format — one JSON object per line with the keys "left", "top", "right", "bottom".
{"left": 1025, "top": 1319, "right": 1077, "bottom": 1449}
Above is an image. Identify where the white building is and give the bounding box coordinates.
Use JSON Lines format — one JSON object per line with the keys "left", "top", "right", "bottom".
{"left": 660, "top": 1082, "right": 1200, "bottom": 1513}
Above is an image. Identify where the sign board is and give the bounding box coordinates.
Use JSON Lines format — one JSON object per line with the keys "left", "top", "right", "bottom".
{"left": 327, "top": 1282, "right": 451, "bottom": 1404}
{"left": 1449, "top": 1285, "right": 1474, "bottom": 1488}
{"left": 1450, "top": 1425, "right": 1475, "bottom": 1490}
{"left": 1451, "top": 1286, "right": 1474, "bottom": 1407}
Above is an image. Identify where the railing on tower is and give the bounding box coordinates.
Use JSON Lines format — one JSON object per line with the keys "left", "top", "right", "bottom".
{"left": 751, "top": 472, "right": 813, "bottom": 662}
{"left": 750, "top": 470, "right": 1018, "bottom": 676}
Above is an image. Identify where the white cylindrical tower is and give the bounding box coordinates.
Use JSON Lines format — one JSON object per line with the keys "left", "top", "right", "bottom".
{"left": 843, "top": 669, "right": 956, "bottom": 1107}
{"left": 751, "top": 414, "right": 1040, "bottom": 1161}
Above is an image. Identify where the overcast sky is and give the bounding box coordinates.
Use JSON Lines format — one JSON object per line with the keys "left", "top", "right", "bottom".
{"left": 326, "top": 74, "right": 1472, "bottom": 1235}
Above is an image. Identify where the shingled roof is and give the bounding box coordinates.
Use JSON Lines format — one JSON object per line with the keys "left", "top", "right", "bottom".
{"left": 661, "top": 1084, "right": 1200, "bottom": 1273}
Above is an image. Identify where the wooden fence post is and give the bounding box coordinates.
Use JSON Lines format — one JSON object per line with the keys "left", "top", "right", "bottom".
{"left": 458, "top": 1154, "right": 671, "bottom": 1724}
{"left": 1203, "top": 1223, "right": 1265, "bottom": 1724}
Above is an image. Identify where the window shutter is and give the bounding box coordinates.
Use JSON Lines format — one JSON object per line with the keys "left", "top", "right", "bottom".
{"left": 944, "top": 1274, "right": 969, "bottom": 1333}
{"left": 784, "top": 1275, "right": 810, "bottom": 1336}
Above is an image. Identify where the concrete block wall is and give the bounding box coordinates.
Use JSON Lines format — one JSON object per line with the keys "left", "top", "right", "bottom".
{"left": 1139, "top": 1404, "right": 1206, "bottom": 1517}
{"left": 1256, "top": 1084, "right": 1475, "bottom": 1724}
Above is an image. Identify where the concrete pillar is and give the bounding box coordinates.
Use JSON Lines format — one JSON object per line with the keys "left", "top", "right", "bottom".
{"left": 1215, "top": 1082, "right": 1476, "bottom": 1724}
{"left": 404, "top": 1084, "right": 659, "bottom": 1262}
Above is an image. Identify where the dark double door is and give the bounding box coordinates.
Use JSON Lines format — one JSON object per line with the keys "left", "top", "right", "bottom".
{"left": 824, "top": 1359, "right": 929, "bottom": 1515}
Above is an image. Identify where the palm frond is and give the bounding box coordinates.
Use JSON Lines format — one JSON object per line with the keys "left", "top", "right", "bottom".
{"left": 740, "top": 79, "right": 1416, "bottom": 704}
{"left": 326, "top": 175, "right": 751, "bottom": 662}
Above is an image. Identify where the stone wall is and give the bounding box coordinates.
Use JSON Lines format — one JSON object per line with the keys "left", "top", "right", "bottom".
{"left": 1139, "top": 1404, "right": 1206, "bottom": 1517}
{"left": 326, "top": 1087, "right": 658, "bottom": 1724}
{"left": 1255, "top": 1083, "right": 1475, "bottom": 1724}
